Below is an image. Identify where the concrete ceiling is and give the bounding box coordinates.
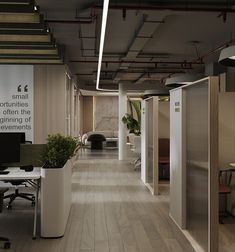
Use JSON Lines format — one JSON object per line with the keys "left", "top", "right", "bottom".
{"left": 36, "top": 0, "right": 235, "bottom": 91}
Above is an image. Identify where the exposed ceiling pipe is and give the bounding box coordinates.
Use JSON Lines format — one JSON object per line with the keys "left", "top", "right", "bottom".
{"left": 70, "top": 60, "right": 203, "bottom": 65}
{"left": 75, "top": 69, "right": 187, "bottom": 75}
{"left": 45, "top": 18, "right": 94, "bottom": 24}
{"left": 92, "top": 4, "right": 235, "bottom": 13}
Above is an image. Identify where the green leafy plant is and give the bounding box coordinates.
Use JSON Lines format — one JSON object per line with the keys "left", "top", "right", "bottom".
{"left": 122, "top": 98, "right": 141, "bottom": 136}
{"left": 42, "top": 133, "right": 78, "bottom": 168}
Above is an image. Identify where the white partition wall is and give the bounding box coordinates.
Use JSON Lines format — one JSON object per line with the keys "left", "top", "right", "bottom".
{"left": 218, "top": 93, "right": 235, "bottom": 215}
{"left": 141, "top": 97, "right": 159, "bottom": 195}
{"left": 141, "top": 100, "right": 147, "bottom": 183}
{"left": 170, "top": 88, "right": 186, "bottom": 229}
{"left": 170, "top": 77, "right": 219, "bottom": 252}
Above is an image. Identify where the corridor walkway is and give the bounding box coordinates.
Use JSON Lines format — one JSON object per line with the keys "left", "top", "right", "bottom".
{"left": 0, "top": 149, "right": 195, "bottom": 252}
{"left": 66, "top": 150, "right": 195, "bottom": 252}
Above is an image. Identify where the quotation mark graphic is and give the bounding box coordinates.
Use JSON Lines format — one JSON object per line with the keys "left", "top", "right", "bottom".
{"left": 17, "top": 85, "right": 28, "bottom": 92}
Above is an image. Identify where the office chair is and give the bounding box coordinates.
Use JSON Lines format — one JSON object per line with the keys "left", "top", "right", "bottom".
{"left": 4, "top": 165, "right": 35, "bottom": 209}
{"left": 0, "top": 188, "right": 11, "bottom": 249}
{"left": 219, "top": 169, "right": 233, "bottom": 224}
{"left": 159, "top": 138, "right": 170, "bottom": 180}
{"left": 129, "top": 135, "right": 141, "bottom": 170}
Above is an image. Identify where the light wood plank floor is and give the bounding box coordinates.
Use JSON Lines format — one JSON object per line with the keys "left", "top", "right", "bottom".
{"left": 0, "top": 149, "right": 195, "bottom": 252}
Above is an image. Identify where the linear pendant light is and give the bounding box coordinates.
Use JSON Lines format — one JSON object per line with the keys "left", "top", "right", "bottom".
{"left": 219, "top": 45, "right": 235, "bottom": 67}
{"left": 96, "top": 0, "right": 110, "bottom": 91}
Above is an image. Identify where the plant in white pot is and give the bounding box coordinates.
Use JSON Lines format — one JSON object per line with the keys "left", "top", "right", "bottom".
{"left": 41, "top": 133, "right": 78, "bottom": 238}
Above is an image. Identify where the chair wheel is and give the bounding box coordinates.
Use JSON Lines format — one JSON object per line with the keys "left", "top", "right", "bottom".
{"left": 4, "top": 241, "right": 10, "bottom": 249}
{"left": 7, "top": 205, "right": 12, "bottom": 210}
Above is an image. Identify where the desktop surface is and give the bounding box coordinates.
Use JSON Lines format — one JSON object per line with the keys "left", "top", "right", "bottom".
{"left": 0, "top": 167, "right": 41, "bottom": 180}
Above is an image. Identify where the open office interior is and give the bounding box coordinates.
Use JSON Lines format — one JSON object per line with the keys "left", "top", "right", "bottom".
{"left": 0, "top": 1, "right": 235, "bottom": 252}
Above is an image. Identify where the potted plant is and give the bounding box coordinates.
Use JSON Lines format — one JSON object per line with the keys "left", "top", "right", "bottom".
{"left": 40, "top": 133, "right": 78, "bottom": 238}
{"left": 122, "top": 98, "right": 141, "bottom": 136}
{"left": 42, "top": 133, "right": 78, "bottom": 168}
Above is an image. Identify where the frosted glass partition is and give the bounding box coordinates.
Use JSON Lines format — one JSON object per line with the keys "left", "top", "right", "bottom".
{"left": 186, "top": 82, "right": 208, "bottom": 251}
{"left": 170, "top": 77, "right": 219, "bottom": 252}
{"left": 141, "top": 97, "right": 159, "bottom": 195}
{"left": 147, "top": 98, "right": 153, "bottom": 187}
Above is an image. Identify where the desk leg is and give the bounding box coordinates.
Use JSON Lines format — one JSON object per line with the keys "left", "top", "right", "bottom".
{"left": 33, "top": 179, "right": 40, "bottom": 239}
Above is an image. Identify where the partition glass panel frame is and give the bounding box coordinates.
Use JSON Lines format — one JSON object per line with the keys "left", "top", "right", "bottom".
{"left": 142, "top": 96, "right": 159, "bottom": 195}
{"left": 184, "top": 77, "right": 219, "bottom": 252}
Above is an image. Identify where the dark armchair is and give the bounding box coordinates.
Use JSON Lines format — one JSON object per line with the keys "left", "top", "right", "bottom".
{"left": 219, "top": 169, "right": 233, "bottom": 223}
{"left": 159, "top": 138, "right": 170, "bottom": 180}
{"left": 87, "top": 134, "right": 106, "bottom": 150}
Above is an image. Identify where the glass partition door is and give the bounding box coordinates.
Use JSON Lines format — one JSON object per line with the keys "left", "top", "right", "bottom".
{"left": 186, "top": 82, "right": 209, "bottom": 251}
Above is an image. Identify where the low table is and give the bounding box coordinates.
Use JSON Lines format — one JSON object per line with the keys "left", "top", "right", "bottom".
{"left": 105, "top": 138, "right": 118, "bottom": 148}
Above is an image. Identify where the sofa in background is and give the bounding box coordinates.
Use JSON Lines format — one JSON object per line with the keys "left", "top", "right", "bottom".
{"left": 82, "top": 130, "right": 118, "bottom": 148}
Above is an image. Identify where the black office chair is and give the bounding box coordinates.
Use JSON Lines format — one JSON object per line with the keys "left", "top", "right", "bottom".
{"left": 0, "top": 188, "right": 11, "bottom": 249}
{"left": 219, "top": 169, "right": 233, "bottom": 224}
{"left": 4, "top": 165, "right": 35, "bottom": 209}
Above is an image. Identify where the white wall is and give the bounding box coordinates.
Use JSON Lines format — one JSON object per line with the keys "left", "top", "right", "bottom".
{"left": 93, "top": 96, "right": 118, "bottom": 131}
{"left": 219, "top": 92, "right": 235, "bottom": 215}
{"left": 82, "top": 96, "right": 93, "bottom": 133}
{"left": 34, "top": 65, "right": 68, "bottom": 143}
{"left": 169, "top": 89, "right": 186, "bottom": 229}
{"left": 0, "top": 65, "right": 34, "bottom": 142}
{"left": 219, "top": 93, "right": 235, "bottom": 170}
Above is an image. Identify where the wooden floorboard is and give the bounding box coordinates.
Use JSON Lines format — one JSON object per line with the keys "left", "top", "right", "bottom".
{"left": 0, "top": 149, "right": 196, "bottom": 252}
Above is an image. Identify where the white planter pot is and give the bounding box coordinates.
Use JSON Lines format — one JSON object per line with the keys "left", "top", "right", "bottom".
{"left": 40, "top": 159, "right": 72, "bottom": 238}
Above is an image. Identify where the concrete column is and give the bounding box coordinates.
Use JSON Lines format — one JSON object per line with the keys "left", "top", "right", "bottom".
{"left": 118, "top": 83, "right": 127, "bottom": 160}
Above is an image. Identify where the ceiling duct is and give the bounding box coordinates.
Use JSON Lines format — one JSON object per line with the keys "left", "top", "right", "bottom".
{"left": 93, "top": 2, "right": 235, "bottom": 12}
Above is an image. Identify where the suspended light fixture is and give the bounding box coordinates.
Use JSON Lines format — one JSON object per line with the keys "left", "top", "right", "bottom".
{"left": 165, "top": 73, "right": 204, "bottom": 87}
{"left": 219, "top": 45, "right": 235, "bottom": 67}
{"left": 144, "top": 88, "right": 170, "bottom": 97}
{"left": 96, "top": 0, "right": 110, "bottom": 90}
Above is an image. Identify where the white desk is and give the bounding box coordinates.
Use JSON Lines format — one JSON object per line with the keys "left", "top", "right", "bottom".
{"left": 229, "top": 163, "right": 235, "bottom": 168}
{"left": 0, "top": 168, "right": 41, "bottom": 239}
